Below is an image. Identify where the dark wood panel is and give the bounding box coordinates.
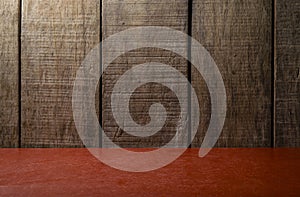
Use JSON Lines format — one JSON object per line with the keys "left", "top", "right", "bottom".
{"left": 0, "top": 0, "right": 20, "bottom": 147}
{"left": 275, "top": 0, "right": 300, "bottom": 146}
{"left": 102, "top": 0, "right": 189, "bottom": 147}
{"left": 191, "top": 0, "right": 272, "bottom": 147}
{"left": 21, "top": 0, "right": 100, "bottom": 147}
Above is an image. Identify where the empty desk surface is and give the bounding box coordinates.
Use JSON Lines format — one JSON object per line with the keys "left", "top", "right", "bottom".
{"left": 0, "top": 148, "right": 299, "bottom": 196}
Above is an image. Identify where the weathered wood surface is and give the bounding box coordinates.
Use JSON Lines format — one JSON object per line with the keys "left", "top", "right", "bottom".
{"left": 21, "top": 0, "right": 100, "bottom": 147}
{"left": 0, "top": 0, "right": 299, "bottom": 148}
{"left": 191, "top": 0, "right": 273, "bottom": 147}
{"left": 0, "top": 0, "right": 20, "bottom": 147}
{"left": 102, "top": 0, "right": 189, "bottom": 147}
{"left": 275, "top": 0, "right": 300, "bottom": 147}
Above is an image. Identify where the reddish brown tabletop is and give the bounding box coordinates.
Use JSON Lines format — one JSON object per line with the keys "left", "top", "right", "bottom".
{"left": 0, "top": 148, "right": 299, "bottom": 196}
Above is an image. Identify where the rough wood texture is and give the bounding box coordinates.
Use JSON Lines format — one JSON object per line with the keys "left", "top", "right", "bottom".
{"left": 102, "top": 0, "right": 189, "bottom": 147}
{"left": 191, "top": 0, "right": 272, "bottom": 147}
{"left": 21, "top": 0, "right": 100, "bottom": 147}
{"left": 0, "top": 0, "right": 297, "bottom": 148}
{"left": 0, "top": 0, "right": 20, "bottom": 147}
{"left": 275, "top": 0, "right": 300, "bottom": 147}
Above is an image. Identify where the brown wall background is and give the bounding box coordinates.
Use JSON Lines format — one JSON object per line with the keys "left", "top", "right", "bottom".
{"left": 0, "top": 0, "right": 299, "bottom": 148}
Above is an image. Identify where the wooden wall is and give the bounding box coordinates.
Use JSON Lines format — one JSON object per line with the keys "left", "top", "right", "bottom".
{"left": 0, "top": 0, "right": 20, "bottom": 147}
{"left": 102, "top": 0, "right": 189, "bottom": 147}
{"left": 275, "top": 0, "right": 300, "bottom": 147}
{"left": 191, "top": 0, "right": 272, "bottom": 147}
{"left": 0, "top": 0, "right": 299, "bottom": 148}
{"left": 21, "top": 0, "right": 100, "bottom": 147}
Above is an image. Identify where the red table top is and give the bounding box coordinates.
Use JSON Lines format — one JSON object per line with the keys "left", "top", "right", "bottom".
{"left": 0, "top": 148, "right": 299, "bottom": 197}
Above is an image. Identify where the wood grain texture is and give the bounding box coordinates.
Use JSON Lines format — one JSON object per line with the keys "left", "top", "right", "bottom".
{"left": 1, "top": 148, "right": 300, "bottom": 196}
{"left": 0, "top": 0, "right": 20, "bottom": 147}
{"left": 191, "top": 0, "right": 272, "bottom": 147}
{"left": 102, "top": 0, "right": 189, "bottom": 147}
{"left": 21, "top": 0, "right": 100, "bottom": 147}
{"left": 275, "top": 0, "right": 300, "bottom": 146}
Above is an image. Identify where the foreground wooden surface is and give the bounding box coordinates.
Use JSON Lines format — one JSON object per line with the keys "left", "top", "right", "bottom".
{"left": 0, "top": 148, "right": 299, "bottom": 196}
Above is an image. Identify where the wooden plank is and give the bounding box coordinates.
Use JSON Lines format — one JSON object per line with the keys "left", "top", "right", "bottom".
{"left": 191, "top": 0, "right": 272, "bottom": 147}
{"left": 21, "top": 0, "right": 100, "bottom": 147}
{"left": 102, "top": 0, "right": 189, "bottom": 147}
{"left": 275, "top": 0, "right": 300, "bottom": 146}
{"left": 1, "top": 148, "right": 300, "bottom": 196}
{"left": 0, "top": 0, "right": 20, "bottom": 147}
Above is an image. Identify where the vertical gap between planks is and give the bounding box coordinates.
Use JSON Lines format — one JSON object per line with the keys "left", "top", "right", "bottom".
{"left": 187, "top": 0, "right": 193, "bottom": 148}
{"left": 99, "top": 0, "right": 103, "bottom": 148}
{"left": 271, "top": 0, "right": 276, "bottom": 148}
{"left": 18, "top": 0, "right": 22, "bottom": 148}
